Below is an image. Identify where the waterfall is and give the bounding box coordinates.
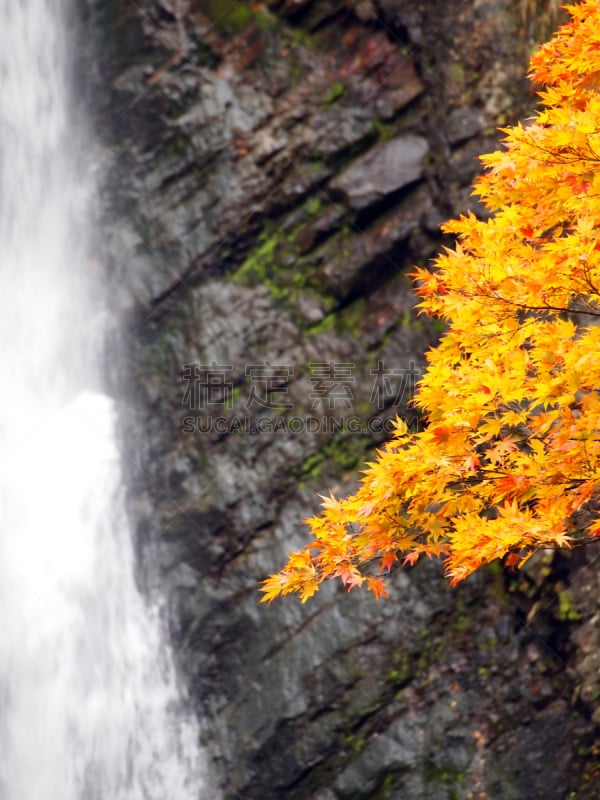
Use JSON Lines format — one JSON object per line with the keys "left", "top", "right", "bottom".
{"left": 0, "top": 2, "right": 207, "bottom": 798}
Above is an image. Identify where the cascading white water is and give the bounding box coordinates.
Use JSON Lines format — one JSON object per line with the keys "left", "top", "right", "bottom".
{"left": 0, "top": 2, "right": 207, "bottom": 798}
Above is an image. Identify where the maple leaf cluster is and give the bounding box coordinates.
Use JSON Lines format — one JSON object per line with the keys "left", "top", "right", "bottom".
{"left": 261, "top": 1, "right": 600, "bottom": 603}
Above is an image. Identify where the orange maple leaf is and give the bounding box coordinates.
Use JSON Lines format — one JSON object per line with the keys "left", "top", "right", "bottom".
{"left": 367, "top": 576, "right": 389, "bottom": 601}
{"left": 403, "top": 551, "right": 421, "bottom": 567}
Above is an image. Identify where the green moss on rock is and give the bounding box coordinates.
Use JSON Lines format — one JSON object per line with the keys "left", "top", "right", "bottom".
{"left": 201, "top": 0, "right": 254, "bottom": 33}
{"left": 322, "top": 81, "right": 346, "bottom": 107}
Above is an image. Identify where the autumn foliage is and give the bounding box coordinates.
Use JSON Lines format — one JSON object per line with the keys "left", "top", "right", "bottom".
{"left": 261, "top": 2, "right": 600, "bottom": 603}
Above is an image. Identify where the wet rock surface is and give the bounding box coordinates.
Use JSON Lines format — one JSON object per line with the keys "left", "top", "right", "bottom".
{"left": 330, "top": 135, "right": 429, "bottom": 210}
{"left": 89, "top": 1, "right": 600, "bottom": 797}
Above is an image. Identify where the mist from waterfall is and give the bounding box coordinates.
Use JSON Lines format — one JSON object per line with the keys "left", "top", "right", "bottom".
{"left": 0, "top": 2, "right": 207, "bottom": 797}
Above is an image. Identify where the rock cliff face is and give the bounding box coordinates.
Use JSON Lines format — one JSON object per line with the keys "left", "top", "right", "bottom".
{"left": 89, "top": 1, "right": 599, "bottom": 797}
